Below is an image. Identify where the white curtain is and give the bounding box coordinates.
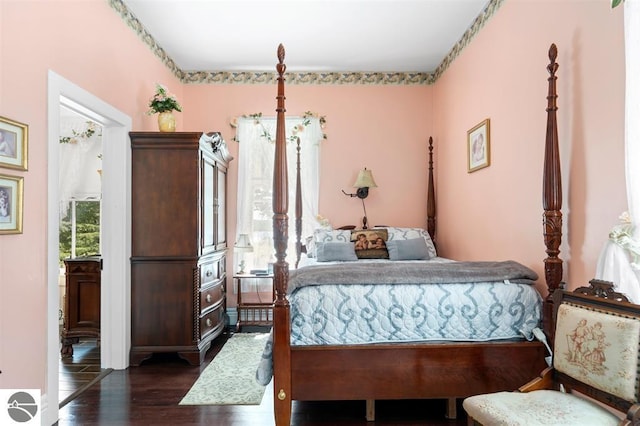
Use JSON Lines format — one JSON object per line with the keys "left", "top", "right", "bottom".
{"left": 596, "top": 0, "right": 640, "bottom": 302}
{"left": 58, "top": 117, "right": 102, "bottom": 217}
{"left": 235, "top": 116, "right": 323, "bottom": 279}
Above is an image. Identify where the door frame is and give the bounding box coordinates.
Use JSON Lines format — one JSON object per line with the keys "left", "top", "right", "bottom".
{"left": 45, "top": 71, "right": 132, "bottom": 425}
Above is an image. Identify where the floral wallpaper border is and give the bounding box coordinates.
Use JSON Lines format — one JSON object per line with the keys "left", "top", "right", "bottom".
{"left": 108, "top": 0, "right": 503, "bottom": 86}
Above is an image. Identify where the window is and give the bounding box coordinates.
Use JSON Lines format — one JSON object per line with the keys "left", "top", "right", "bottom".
{"left": 235, "top": 116, "right": 323, "bottom": 272}
{"left": 59, "top": 200, "right": 101, "bottom": 262}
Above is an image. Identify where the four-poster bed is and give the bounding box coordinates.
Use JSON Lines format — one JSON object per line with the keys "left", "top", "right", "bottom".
{"left": 267, "top": 43, "right": 564, "bottom": 425}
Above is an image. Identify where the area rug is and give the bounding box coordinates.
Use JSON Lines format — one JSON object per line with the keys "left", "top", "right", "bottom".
{"left": 179, "top": 333, "right": 269, "bottom": 405}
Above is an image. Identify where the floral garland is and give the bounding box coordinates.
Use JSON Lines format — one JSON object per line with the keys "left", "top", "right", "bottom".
{"left": 230, "top": 111, "right": 327, "bottom": 143}
{"left": 609, "top": 211, "right": 640, "bottom": 269}
{"left": 59, "top": 121, "right": 101, "bottom": 144}
{"left": 59, "top": 120, "right": 103, "bottom": 175}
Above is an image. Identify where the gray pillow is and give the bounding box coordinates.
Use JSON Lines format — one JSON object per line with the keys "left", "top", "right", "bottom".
{"left": 315, "top": 242, "right": 358, "bottom": 262}
{"left": 386, "top": 237, "right": 430, "bottom": 261}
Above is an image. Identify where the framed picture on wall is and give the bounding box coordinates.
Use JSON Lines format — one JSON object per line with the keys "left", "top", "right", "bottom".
{"left": 0, "top": 116, "right": 28, "bottom": 171}
{"left": 467, "top": 118, "right": 490, "bottom": 173}
{"left": 0, "top": 173, "right": 24, "bottom": 234}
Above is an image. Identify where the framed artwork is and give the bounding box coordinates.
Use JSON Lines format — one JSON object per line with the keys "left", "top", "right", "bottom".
{"left": 0, "top": 116, "right": 28, "bottom": 171}
{"left": 0, "top": 174, "right": 24, "bottom": 234}
{"left": 467, "top": 118, "right": 490, "bottom": 173}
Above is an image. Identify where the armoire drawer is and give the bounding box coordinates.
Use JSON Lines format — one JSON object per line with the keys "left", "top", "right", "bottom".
{"left": 200, "top": 306, "right": 224, "bottom": 339}
{"left": 200, "top": 262, "right": 218, "bottom": 287}
{"left": 200, "top": 282, "right": 224, "bottom": 314}
{"left": 200, "top": 255, "right": 226, "bottom": 287}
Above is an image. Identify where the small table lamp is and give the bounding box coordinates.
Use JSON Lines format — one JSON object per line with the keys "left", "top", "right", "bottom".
{"left": 234, "top": 234, "right": 254, "bottom": 274}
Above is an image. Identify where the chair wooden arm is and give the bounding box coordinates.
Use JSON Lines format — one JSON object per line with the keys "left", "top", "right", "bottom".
{"left": 625, "top": 403, "right": 640, "bottom": 426}
{"left": 518, "top": 366, "right": 555, "bottom": 392}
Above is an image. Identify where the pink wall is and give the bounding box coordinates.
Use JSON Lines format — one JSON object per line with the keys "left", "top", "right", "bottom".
{"left": 184, "top": 83, "right": 433, "bottom": 245}
{"left": 0, "top": 0, "right": 181, "bottom": 391}
{"left": 433, "top": 0, "right": 626, "bottom": 295}
{"left": 0, "top": 0, "right": 628, "bottom": 404}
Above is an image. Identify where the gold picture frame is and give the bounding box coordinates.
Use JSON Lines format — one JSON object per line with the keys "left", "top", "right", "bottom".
{"left": 0, "top": 173, "right": 24, "bottom": 234}
{"left": 467, "top": 118, "right": 490, "bottom": 173}
{"left": 0, "top": 115, "right": 28, "bottom": 171}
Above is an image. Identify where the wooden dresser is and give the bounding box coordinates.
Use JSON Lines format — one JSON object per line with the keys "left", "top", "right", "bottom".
{"left": 129, "top": 132, "right": 232, "bottom": 366}
{"left": 61, "top": 256, "right": 102, "bottom": 357}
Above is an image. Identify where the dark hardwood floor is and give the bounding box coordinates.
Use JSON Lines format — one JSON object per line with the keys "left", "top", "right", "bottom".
{"left": 57, "top": 331, "right": 468, "bottom": 425}
{"left": 59, "top": 338, "right": 112, "bottom": 408}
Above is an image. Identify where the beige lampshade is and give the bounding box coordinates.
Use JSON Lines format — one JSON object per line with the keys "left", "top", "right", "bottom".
{"left": 353, "top": 168, "right": 377, "bottom": 188}
{"left": 234, "top": 234, "right": 254, "bottom": 252}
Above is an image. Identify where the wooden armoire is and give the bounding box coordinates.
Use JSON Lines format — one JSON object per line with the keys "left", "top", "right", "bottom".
{"left": 129, "top": 131, "right": 232, "bottom": 366}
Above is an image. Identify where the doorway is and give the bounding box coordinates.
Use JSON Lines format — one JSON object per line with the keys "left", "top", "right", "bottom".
{"left": 45, "top": 71, "right": 132, "bottom": 425}
{"left": 57, "top": 109, "right": 103, "bottom": 404}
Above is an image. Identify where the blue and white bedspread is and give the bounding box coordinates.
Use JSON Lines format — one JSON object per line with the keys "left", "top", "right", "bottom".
{"left": 255, "top": 258, "right": 543, "bottom": 385}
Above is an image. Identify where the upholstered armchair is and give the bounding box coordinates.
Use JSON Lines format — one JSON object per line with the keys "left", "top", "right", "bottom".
{"left": 463, "top": 282, "right": 640, "bottom": 426}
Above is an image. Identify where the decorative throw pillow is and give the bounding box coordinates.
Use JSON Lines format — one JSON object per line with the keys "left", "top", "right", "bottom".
{"left": 350, "top": 229, "right": 389, "bottom": 259}
{"left": 307, "top": 229, "right": 351, "bottom": 258}
{"left": 315, "top": 242, "right": 358, "bottom": 262}
{"left": 378, "top": 227, "right": 437, "bottom": 258}
{"left": 386, "top": 238, "right": 431, "bottom": 261}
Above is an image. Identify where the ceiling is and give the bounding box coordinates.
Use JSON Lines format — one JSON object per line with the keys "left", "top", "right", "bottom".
{"left": 121, "top": 0, "right": 490, "bottom": 74}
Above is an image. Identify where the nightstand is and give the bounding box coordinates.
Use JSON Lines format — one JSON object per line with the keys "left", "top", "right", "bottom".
{"left": 234, "top": 274, "right": 275, "bottom": 331}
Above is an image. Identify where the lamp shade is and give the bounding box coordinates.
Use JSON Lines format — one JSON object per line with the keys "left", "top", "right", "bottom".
{"left": 234, "top": 233, "right": 254, "bottom": 252}
{"left": 353, "top": 168, "right": 377, "bottom": 188}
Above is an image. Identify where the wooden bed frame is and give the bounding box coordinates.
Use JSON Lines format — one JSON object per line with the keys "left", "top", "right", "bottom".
{"left": 270, "top": 43, "right": 563, "bottom": 425}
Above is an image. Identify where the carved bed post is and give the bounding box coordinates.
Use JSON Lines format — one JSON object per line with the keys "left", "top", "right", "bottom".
{"left": 542, "top": 43, "right": 563, "bottom": 337}
{"left": 427, "top": 136, "right": 436, "bottom": 246}
{"left": 272, "top": 44, "right": 292, "bottom": 426}
{"left": 295, "top": 137, "right": 302, "bottom": 269}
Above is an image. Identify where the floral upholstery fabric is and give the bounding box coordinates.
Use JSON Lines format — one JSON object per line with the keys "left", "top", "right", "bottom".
{"left": 462, "top": 389, "right": 621, "bottom": 425}
{"left": 554, "top": 303, "right": 640, "bottom": 402}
